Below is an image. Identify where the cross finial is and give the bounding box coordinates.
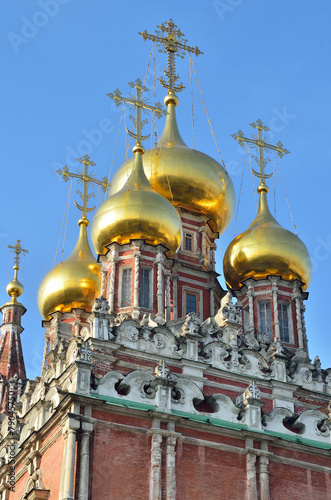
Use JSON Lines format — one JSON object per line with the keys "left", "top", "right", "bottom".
{"left": 56, "top": 154, "right": 109, "bottom": 219}
{"left": 8, "top": 240, "right": 28, "bottom": 270}
{"left": 139, "top": 19, "right": 203, "bottom": 94}
{"left": 107, "top": 78, "right": 166, "bottom": 152}
{"left": 232, "top": 119, "right": 290, "bottom": 186}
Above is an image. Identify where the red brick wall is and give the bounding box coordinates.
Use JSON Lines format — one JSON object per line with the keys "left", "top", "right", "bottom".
{"left": 175, "top": 442, "right": 246, "bottom": 500}
{"left": 90, "top": 425, "right": 151, "bottom": 500}
{"left": 40, "top": 432, "right": 65, "bottom": 500}
{"left": 269, "top": 461, "right": 331, "bottom": 500}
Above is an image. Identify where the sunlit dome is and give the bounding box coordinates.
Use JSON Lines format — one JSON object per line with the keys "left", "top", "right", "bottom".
{"left": 223, "top": 184, "right": 312, "bottom": 291}
{"left": 37, "top": 218, "right": 101, "bottom": 319}
{"left": 90, "top": 142, "right": 182, "bottom": 256}
{"left": 108, "top": 93, "right": 235, "bottom": 235}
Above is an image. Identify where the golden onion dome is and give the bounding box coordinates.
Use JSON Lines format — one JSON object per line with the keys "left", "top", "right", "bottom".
{"left": 90, "top": 143, "right": 182, "bottom": 256}
{"left": 6, "top": 266, "right": 24, "bottom": 302}
{"left": 223, "top": 184, "right": 312, "bottom": 291}
{"left": 108, "top": 93, "right": 235, "bottom": 235}
{"left": 37, "top": 217, "right": 101, "bottom": 319}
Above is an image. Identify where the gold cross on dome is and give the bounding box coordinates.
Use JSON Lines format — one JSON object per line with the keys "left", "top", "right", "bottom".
{"left": 8, "top": 240, "right": 28, "bottom": 269}
{"left": 107, "top": 78, "right": 165, "bottom": 146}
{"left": 231, "top": 119, "right": 290, "bottom": 185}
{"left": 56, "top": 154, "right": 109, "bottom": 219}
{"left": 139, "top": 19, "right": 203, "bottom": 94}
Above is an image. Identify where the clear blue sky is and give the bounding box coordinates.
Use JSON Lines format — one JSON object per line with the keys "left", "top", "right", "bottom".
{"left": 1, "top": 1, "right": 331, "bottom": 378}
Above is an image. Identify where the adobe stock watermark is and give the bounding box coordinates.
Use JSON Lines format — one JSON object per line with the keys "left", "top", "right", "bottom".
{"left": 5, "top": 381, "right": 18, "bottom": 492}
{"left": 213, "top": 0, "right": 246, "bottom": 22}
{"left": 310, "top": 234, "right": 331, "bottom": 273}
{"left": 7, "top": 0, "right": 71, "bottom": 54}
{"left": 226, "top": 106, "right": 296, "bottom": 176}
{"left": 52, "top": 118, "right": 115, "bottom": 176}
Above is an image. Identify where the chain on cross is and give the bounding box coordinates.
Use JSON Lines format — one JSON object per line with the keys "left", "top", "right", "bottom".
{"left": 56, "top": 154, "right": 109, "bottom": 219}
{"left": 139, "top": 19, "right": 203, "bottom": 94}
{"left": 8, "top": 240, "right": 28, "bottom": 269}
{"left": 232, "top": 119, "right": 290, "bottom": 185}
{"left": 107, "top": 78, "right": 166, "bottom": 147}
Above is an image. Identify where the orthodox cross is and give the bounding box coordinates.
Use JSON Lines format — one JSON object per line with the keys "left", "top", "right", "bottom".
{"left": 8, "top": 240, "right": 28, "bottom": 270}
{"left": 139, "top": 19, "right": 203, "bottom": 93}
{"left": 107, "top": 78, "right": 165, "bottom": 146}
{"left": 56, "top": 154, "right": 109, "bottom": 218}
{"left": 232, "top": 119, "right": 289, "bottom": 185}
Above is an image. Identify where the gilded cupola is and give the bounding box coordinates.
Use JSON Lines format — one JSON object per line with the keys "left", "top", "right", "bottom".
{"left": 108, "top": 92, "right": 235, "bottom": 235}
{"left": 90, "top": 80, "right": 182, "bottom": 256}
{"left": 37, "top": 217, "right": 101, "bottom": 319}
{"left": 38, "top": 155, "right": 104, "bottom": 319}
{"left": 223, "top": 120, "right": 312, "bottom": 291}
{"left": 223, "top": 184, "right": 312, "bottom": 291}
{"left": 107, "top": 19, "right": 235, "bottom": 235}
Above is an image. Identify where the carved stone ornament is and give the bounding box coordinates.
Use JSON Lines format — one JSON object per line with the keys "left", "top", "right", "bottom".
{"left": 92, "top": 295, "right": 110, "bottom": 314}
{"left": 154, "top": 360, "right": 172, "bottom": 380}
{"left": 245, "top": 380, "right": 261, "bottom": 400}
{"left": 152, "top": 333, "right": 165, "bottom": 349}
{"left": 114, "top": 313, "right": 131, "bottom": 325}
{"left": 221, "top": 294, "right": 242, "bottom": 324}
{"left": 73, "top": 340, "right": 93, "bottom": 363}
{"left": 181, "top": 312, "right": 202, "bottom": 337}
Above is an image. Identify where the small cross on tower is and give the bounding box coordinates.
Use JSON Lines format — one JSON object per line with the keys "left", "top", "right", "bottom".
{"left": 56, "top": 154, "right": 109, "bottom": 219}
{"left": 139, "top": 19, "right": 203, "bottom": 94}
{"left": 107, "top": 78, "right": 165, "bottom": 151}
{"left": 232, "top": 119, "right": 290, "bottom": 186}
{"left": 8, "top": 240, "right": 28, "bottom": 271}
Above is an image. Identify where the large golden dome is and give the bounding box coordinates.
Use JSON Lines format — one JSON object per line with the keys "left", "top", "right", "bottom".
{"left": 223, "top": 184, "right": 312, "bottom": 291}
{"left": 108, "top": 93, "right": 235, "bottom": 235}
{"left": 37, "top": 218, "right": 101, "bottom": 319}
{"left": 90, "top": 144, "right": 182, "bottom": 256}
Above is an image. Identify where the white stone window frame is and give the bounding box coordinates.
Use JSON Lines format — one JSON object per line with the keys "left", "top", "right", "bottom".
{"left": 182, "top": 230, "right": 197, "bottom": 253}
{"left": 278, "top": 300, "right": 294, "bottom": 345}
{"left": 118, "top": 265, "right": 133, "bottom": 309}
{"left": 140, "top": 265, "right": 154, "bottom": 310}
{"left": 182, "top": 286, "right": 203, "bottom": 320}
{"left": 257, "top": 299, "right": 273, "bottom": 339}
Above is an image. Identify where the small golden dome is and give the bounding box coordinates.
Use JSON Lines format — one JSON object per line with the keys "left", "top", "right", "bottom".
{"left": 223, "top": 185, "right": 312, "bottom": 290}
{"left": 108, "top": 93, "right": 235, "bottom": 235}
{"left": 37, "top": 218, "right": 101, "bottom": 319}
{"left": 90, "top": 145, "right": 182, "bottom": 256}
{"left": 6, "top": 266, "right": 24, "bottom": 301}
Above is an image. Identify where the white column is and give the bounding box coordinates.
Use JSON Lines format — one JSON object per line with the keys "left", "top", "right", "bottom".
{"left": 172, "top": 275, "right": 178, "bottom": 320}
{"left": 150, "top": 433, "right": 162, "bottom": 500}
{"left": 62, "top": 418, "right": 80, "bottom": 500}
{"left": 209, "top": 285, "right": 215, "bottom": 317}
{"left": 108, "top": 257, "right": 117, "bottom": 313}
{"left": 272, "top": 283, "right": 280, "bottom": 340}
{"left": 156, "top": 252, "right": 164, "bottom": 322}
{"left": 165, "top": 271, "right": 171, "bottom": 322}
{"left": 211, "top": 245, "right": 216, "bottom": 271}
{"left": 246, "top": 452, "right": 258, "bottom": 500}
{"left": 259, "top": 454, "right": 270, "bottom": 500}
{"left": 78, "top": 423, "right": 93, "bottom": 500}
{"left": 200, "top": 228, "right": 206, "bottom": 266}
{"left": 132, "top": 251, "right": 140, "bottom": 320}
{"left": 100, "top": 269, "right": 107, "bottom": 297}
{"left": 166, "top": 424, "right": 176, "bottom": 500}
{"left": 59, "top": 432, "right": 68, "bottom": 500}
{"left": 247, "top": 285, "right": 255, "bottom": 332}
{"left": 292, "top": 286, "right": 304, "bottom": 348}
